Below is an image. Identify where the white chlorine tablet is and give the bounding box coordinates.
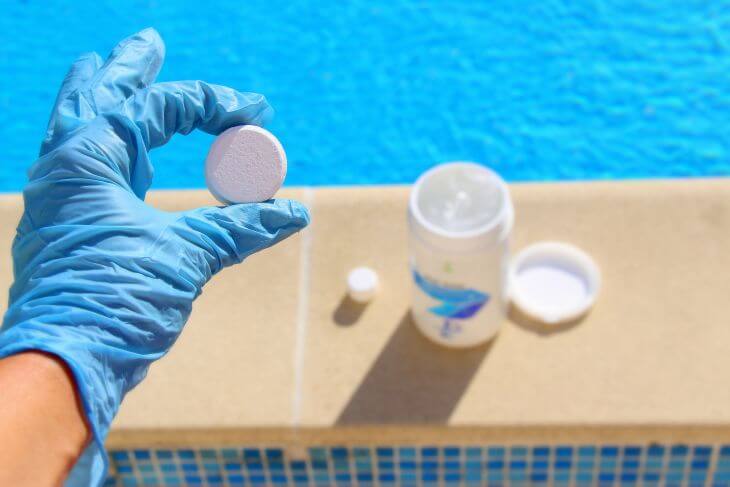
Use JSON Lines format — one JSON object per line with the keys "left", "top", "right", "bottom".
{"left": 205, "top": 125, "right": 287, "bottom": 204}
{"left": 347, "top": 267, "right": 379, "bottom": 303}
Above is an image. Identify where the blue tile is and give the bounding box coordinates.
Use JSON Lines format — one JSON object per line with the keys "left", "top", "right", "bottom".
{"left": 422, "top": 460, "right": 438, "bottom": 470}
{"left": 160, "top": 464, "right": 177, "bottom": 473}
{"left": 555, "top": 460, "right": 572, "bottom": 469}
{"left": 692, "top": 460, "right": 710, "bottom": 470}
{"left": 224, "top": 462, "right": 242, "bottom": 471}
{"left": 599, "top": 472, "right": 615, "bottom": 482}
{"left": 266, "top": 448, "right": 284, "bottom": 459}
{"left": 399, "top": 460, "right": 416, "bottom": 470}
{"left": 694, "top": 446, "right": 712, "bottom": 457}
{"left": 122, "top": 479, "right": 138, "bottom": 487}
{"left": 272, "top": 474, "right": 288, "bottom": 485}
{"left": 201, "top": 449, "right": 217, "bottom": 459}
{"left": 576, "top": 472, "right": 593, "bottom": 483}
{"left": 357, "top": 473, "right": 373, "bottom": 482}
{"left": 227, "top": 475, "right": 245, "bottom": 485}
{"left": 222, "top": 449, "right": 239, "bottom": 459}
{"left": 444, "top": 447, "right": 460, "bottom": 457}
{"left": 184, "top": 475, "right": 202, "bottom": 485}
{"left": 112, "top": 451, "right": 130, "bottom": 462}
{"left": 395, "top": 447, "right": 414, "bottom": 458}
{"left": 244, "top": 448, "right": 262, "bottom": 458}
{"left": 206, "top": 474, "right": 224, "bottom": 484}
{"left": 648, "top": 445, "right": 665, "bottom": 456}
{"left": 329, "top": 447, "right": 346, "bottom": 458}
{"left": 155, "top": 450, "right": 173, "bottom": 460}
{"left": 293, "top": 474, "right": 309, "bottom": 485}
{"left": 445, "top": 472, "right": 461, "bottom": 481}
{"left": 623, "top": 446, "right": 641, "bottom": 456}
{"left": 246, "top": 462, "right": 264, "bottom": 472}
{"left": 290, "top": 460, "right": 307, "bottom": 471}
{"left": 510, "top": 446, "right": 528, "bottom": 456}
{"left": 133, "top": 449, "right": 151, "bottom": 461}
{"left": 163, "top": 477, "right": 181, "bottom": 486}
{"left": 117, "top": 465, "right": 133, "bottom": 474}
{"left": 488, "top": 447, "right": 506, "bottom": 457}
{"left": 377, "top": 461, "right": 394, "bottom": 470}
{"left": 444, "top": 460, "right": 460, "bottom": 470}
{"left": 671, "top": 445, "right": 689, "bottom": 456}
{"left": 138, "top": 464, "right": 154, "bottom": 473}
{"left": 181, "top": 464, "right": 198, "bottom": 473}
{"left": 531, "top": 472, "right": 548, "bottom": 482}
{"left": 376, "top": 447, "right": 394, "bottom": 458}
{"left": 487, "top": 460, "right": 504, "bottom": 470}
{"left": 465, "top": 447, "right": 482, "bottom": 458}
{"left": 579, "top": 446, "right": 596, "bottom": 457}
{"left": 721, "top": 445, "right": 730, "bottom": 457}
{"left": 556, "top": 446, "right": 573, "bottom": 457}
{"left": 421, "top": 472, "right": 438, "bottom": 482}
{"left": 600, "top": 446, "right": 619, "bottom": 457}
{"left": 177, "top": 450, "right": 195, "bottom": 460}
{"left": 421, "top": 446, "right": 438, "bottom": 458}
{"left": 353, "top": 448, "right": 371, "bottom": 458}
{"left": 142, "top": 479, "right": 157, "bottom": 487}
{"left": 250, "top": 474, "right": 267, "bottom": 485}
{"left": 312, "top": 460, "right": 328, "bottom": 470}
{"left": 532, "top": 460, "right": 548, "bottom": 470}
{"left": 510, "top": 460, "right": 527, "bottom": 470}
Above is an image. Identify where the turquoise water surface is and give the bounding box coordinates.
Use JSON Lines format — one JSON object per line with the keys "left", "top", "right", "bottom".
{"left": 1, "top": 1, "right": 729, "bottom": 191}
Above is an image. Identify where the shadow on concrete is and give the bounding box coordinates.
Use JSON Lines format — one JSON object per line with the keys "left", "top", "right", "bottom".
{"left": 336, "top": 311, "right": 493, "bottom": 425}
{"left": 333, "top": 295, "right": 369, "bottom": 327}
{"left": 508, "top": 304, "right": 587, "bottom": 336}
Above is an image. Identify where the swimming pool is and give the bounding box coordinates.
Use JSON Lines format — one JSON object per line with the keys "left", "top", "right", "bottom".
{"left": 1, "top": 0, "right": 729, "bottom": 192}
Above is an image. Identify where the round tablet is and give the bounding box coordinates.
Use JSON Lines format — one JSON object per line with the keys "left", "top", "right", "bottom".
{"left": 205, "top": 125, "right": 287, "bottom": 204}
{"left": 509, "top": 242, "right": 601, "bottom": 325}
{"left": 347, "top": 267, "right": 379, "bottom": 303}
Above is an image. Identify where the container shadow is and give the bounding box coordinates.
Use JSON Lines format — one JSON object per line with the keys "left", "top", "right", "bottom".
{"left": 336, "top": 311, "right": 494, "bottom": 425}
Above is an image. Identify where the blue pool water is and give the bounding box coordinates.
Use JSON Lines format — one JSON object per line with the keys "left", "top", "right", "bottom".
{"left": 1, "top": 1, "right": 729, "bottom": 192}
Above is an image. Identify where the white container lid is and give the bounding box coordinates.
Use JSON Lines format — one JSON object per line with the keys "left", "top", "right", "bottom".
{"left": 408, "top": 162, "right": 514, "bottom": 252}
{"left": 205, "top": 125, "right": 287, "bottom": 204}
{"left": 347, "top": 267, "right": 379, "bottom": 303}
{"left": 509, "top": 242, "right": 601, "bottom": 324}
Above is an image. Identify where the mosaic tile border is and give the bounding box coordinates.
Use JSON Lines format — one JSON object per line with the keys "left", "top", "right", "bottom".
{"left": 105, "top": 444, "right": 730, "bottom": 487}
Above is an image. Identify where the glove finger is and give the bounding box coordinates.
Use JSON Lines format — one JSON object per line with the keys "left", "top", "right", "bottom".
{"left": 40, "top": 52, "right": 103, "bottom": 155}
{"left": 89, "top": 28, "right": 165, "bottom": 108}
{"left": 183, "top": 199, "right": 310, "bottom": 272}
{"left": 124, "top": 80, "right": 273, "bottom": 150}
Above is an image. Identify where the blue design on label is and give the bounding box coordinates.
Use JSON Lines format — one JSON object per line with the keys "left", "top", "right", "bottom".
{"left": 412, "top": 269, "right": 490, "bottom": 337}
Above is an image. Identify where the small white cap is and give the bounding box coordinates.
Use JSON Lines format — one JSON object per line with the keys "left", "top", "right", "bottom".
{"left": 347, "top": 267, "right": 379, "bottom": 303}
{"left": 509, "top": 242, "right": 601, "bottom": 325}
{"left": 205, "top": 125, "right": 287, "bottom": 204}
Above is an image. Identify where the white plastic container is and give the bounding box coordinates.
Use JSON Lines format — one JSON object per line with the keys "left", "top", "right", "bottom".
{"left": 408, "top": 162, "right": 514, "bottom": 347}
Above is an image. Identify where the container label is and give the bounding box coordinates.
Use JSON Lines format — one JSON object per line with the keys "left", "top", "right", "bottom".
{"left": 412, "top": 268, "right": 490, "bottom": 338}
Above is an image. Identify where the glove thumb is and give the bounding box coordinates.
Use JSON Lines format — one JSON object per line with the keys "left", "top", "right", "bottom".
{"left": 183, "top": 199, "right": 310, "bottom": 272}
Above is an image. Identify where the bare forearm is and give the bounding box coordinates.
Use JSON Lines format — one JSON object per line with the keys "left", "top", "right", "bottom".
{"left": 0, "top": 351, "right": 90, "bottom": 486}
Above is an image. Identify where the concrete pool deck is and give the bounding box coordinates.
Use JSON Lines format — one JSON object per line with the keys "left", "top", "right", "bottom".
{"left": 0, "top": 179, "right": 729, "bottom": 448}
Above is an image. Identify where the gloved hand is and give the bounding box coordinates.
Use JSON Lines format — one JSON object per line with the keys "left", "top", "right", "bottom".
{"left": 0, "top": 28, "right": 309, "bottom": 486}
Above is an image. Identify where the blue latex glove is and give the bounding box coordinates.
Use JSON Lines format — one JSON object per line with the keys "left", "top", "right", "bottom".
{"left": 0, "top": 28, "right": 309, "bottom": 486}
